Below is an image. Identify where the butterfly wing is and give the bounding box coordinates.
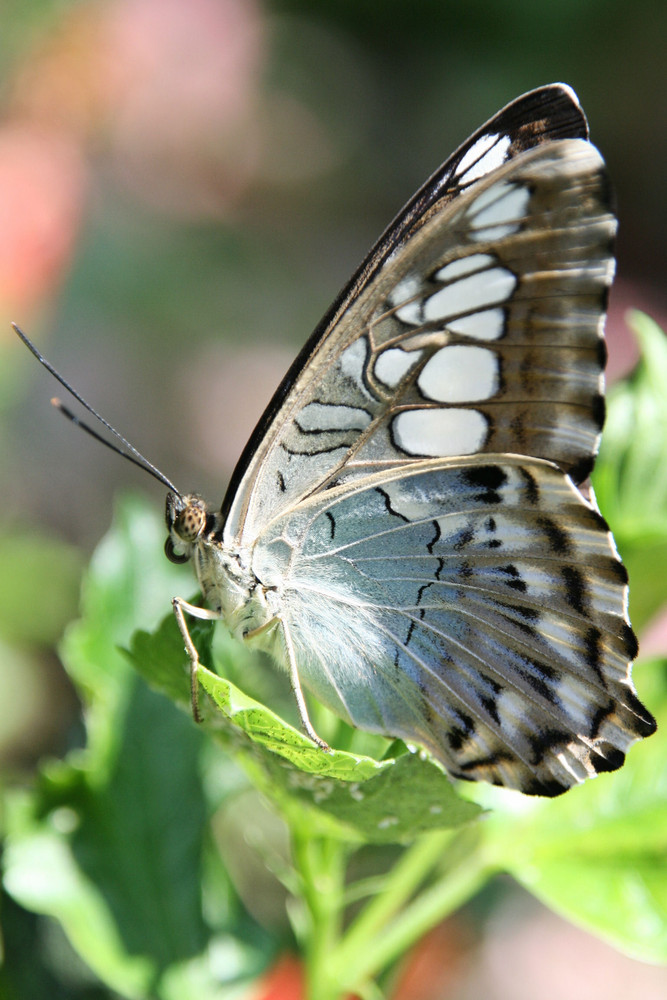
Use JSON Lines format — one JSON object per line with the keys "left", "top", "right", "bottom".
{"left": 251, "top": 457, "right": 655, "bottom": 795}
{"left": 222, "top": 87, "right": 614, "bottom": 545}
{"left": 202, "top": 84, "right": 654, "bottom": 793}
{"left": 222, "top": 83, "right": 589, "bottom": 538}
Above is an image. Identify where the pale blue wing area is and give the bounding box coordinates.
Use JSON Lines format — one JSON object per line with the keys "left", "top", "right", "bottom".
{"left": 252, "top": 456, "right": 655, "bottom": 796}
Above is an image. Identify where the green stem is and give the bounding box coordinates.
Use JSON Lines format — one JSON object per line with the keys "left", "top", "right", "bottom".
{"left": 335, "top": 829, "right": 456, "bottom": 969}
{"left": 353, "top": 853, "right": 490, "bottom": 987}
{"left": 290, "top": 830, "right": 349, "bottom": 1000}
{"left": 333, "top": 833, "right": 492, "bottom": 994}
{"left": 289, "top": 826, "right": 492, "bottom": 999}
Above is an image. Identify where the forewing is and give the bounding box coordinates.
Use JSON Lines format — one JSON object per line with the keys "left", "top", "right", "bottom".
{"left": 252, "top": 458, "right": 655, "bottom": 796}
{"left": 221, "top": 86, "right": 594, "bottom": 543}
{"left": 226, "top": 133, "right": 615, "bottom": 544}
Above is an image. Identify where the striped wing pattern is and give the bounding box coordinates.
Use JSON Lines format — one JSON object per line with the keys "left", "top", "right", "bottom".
{"left": 170, "top": 85, "right": 655, "bottom": 796}
{"left": 252, "top": 457, "right": 654, "bottom": 795}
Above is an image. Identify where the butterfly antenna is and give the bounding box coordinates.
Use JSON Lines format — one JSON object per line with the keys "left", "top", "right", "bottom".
{"left": 13, "top": 323, "right": 182, "bottom": 496}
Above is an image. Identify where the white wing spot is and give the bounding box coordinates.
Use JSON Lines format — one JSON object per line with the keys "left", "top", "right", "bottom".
{"left": 389, "top": 273, "right": 422, "bottom": 325}
{"left": 339, "top": 338, "right": 374, "bottom": 401}
{"left": 556, "top": 676, "right": 599, "bottom": 730}
{"left": 340, "top": 337, "right": 366, "bottom": 379}
{"left": 392, "top": 407, "right": 488, "bottom": 456}
{"left": 472, "top": 225, "right": 517, "bottom": 242}
{"left": 456, "top": 133, "right": 512, "bottom": 184}
{"left": 424, "top": 267, "right": 516, "bottom": 323}
{"left": 468, "top": 182, "right": 530, "bottom": 241}
{"left": 467, "top": 180, "right": 517, "bottom": 216}
{"left": 297, "top": 402, "right": 371, "bottom": 432}
{"left": 448, "top": 307, "right": 505, "bottom": 341}
{"left": 434, "top": 253, "right": 495, "bottom": 282}
{"left": 494, "top": 690, "right": 527, "bottom": 736}
{"left": 375, "top": 347, "right": 423, "bottom": 388}
{"left": 418, "top": 345, "right": 499, "bottom": 403}
{"left": 455, "top": 133, "right": 497, "bottom": 175}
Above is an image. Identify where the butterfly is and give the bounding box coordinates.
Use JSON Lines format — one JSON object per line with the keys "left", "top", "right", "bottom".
{"left": 163, "top": 84, "right": 654, "bottom": 795}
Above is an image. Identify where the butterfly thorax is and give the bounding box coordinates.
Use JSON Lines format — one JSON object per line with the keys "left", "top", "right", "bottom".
{"left": 165, "top": 491, "right": 273, "bottom": 639}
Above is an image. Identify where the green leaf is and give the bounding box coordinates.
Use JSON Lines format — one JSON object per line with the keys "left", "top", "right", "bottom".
{"left": 622, "top": 540, "right": 667, "bottom": 635}
{"left": 0, "top": 531, "right": 82, "bottom": 645}
{"left": 3, "top": 496, "right": 273, "bottom": 999}
{"left": 595, "top": 311, "right": 667, "bottom": 541}
{"left": 4, "top": 683, "right": 215, "bottom": 998}
{"left": 60, "top": 492, "right": 194, "bottom": 767}
{"left": 61, "top": 492, "right": 193, "bottom": 695}
{"left": 287, "top": 752, "right": 481, "bottom": 844}
{"left": 593, "top": 312, "right": 667, "bottom": 630}
{"left": 127, "top": 617, "right": 482, "bottom": 844}
{"left": 485, "top": 658, "right": 667, "bottom": 963}
{"left": 71, "top": 683, "right": 209, "bottom": 972}
{"left": 4, "top": 811, "right": 155, "bottom": 999}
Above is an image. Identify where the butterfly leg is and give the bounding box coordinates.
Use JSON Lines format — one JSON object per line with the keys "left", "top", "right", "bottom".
{"left": 172, "top": 596, "right": 222, "bottom": 723}
{"left": 243, "top": 615, "right": 330, "bottom": 751}
{"left": 281, "top": 620, "right": 331, "bottom": 753}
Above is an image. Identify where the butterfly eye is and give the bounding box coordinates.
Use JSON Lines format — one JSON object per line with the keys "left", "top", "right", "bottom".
{"left": 164, "top": 537, "right": 190, "bottom": 565}
{"left": 175, "top": 502, "right": 206, "bottom": 542}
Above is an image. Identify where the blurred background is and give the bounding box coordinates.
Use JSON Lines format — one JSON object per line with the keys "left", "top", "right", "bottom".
{"left": 1, "top": 1, "right": 666, "bottom": 997}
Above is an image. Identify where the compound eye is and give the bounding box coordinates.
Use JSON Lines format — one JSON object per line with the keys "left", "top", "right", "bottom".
{"left": 164, "top": 537, "right": 189, "bottom": 564}
{"left": 176, "top": 502, "right": 206, "bottom": 542}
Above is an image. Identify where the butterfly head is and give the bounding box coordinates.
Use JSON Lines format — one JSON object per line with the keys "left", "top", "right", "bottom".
{"left": 164, "top": 492, "right": 210, "bottom": 565}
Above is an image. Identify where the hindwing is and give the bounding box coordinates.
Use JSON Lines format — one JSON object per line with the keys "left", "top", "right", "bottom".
{"left": 251, "top": 458, "right": 654, "bottom": 795}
